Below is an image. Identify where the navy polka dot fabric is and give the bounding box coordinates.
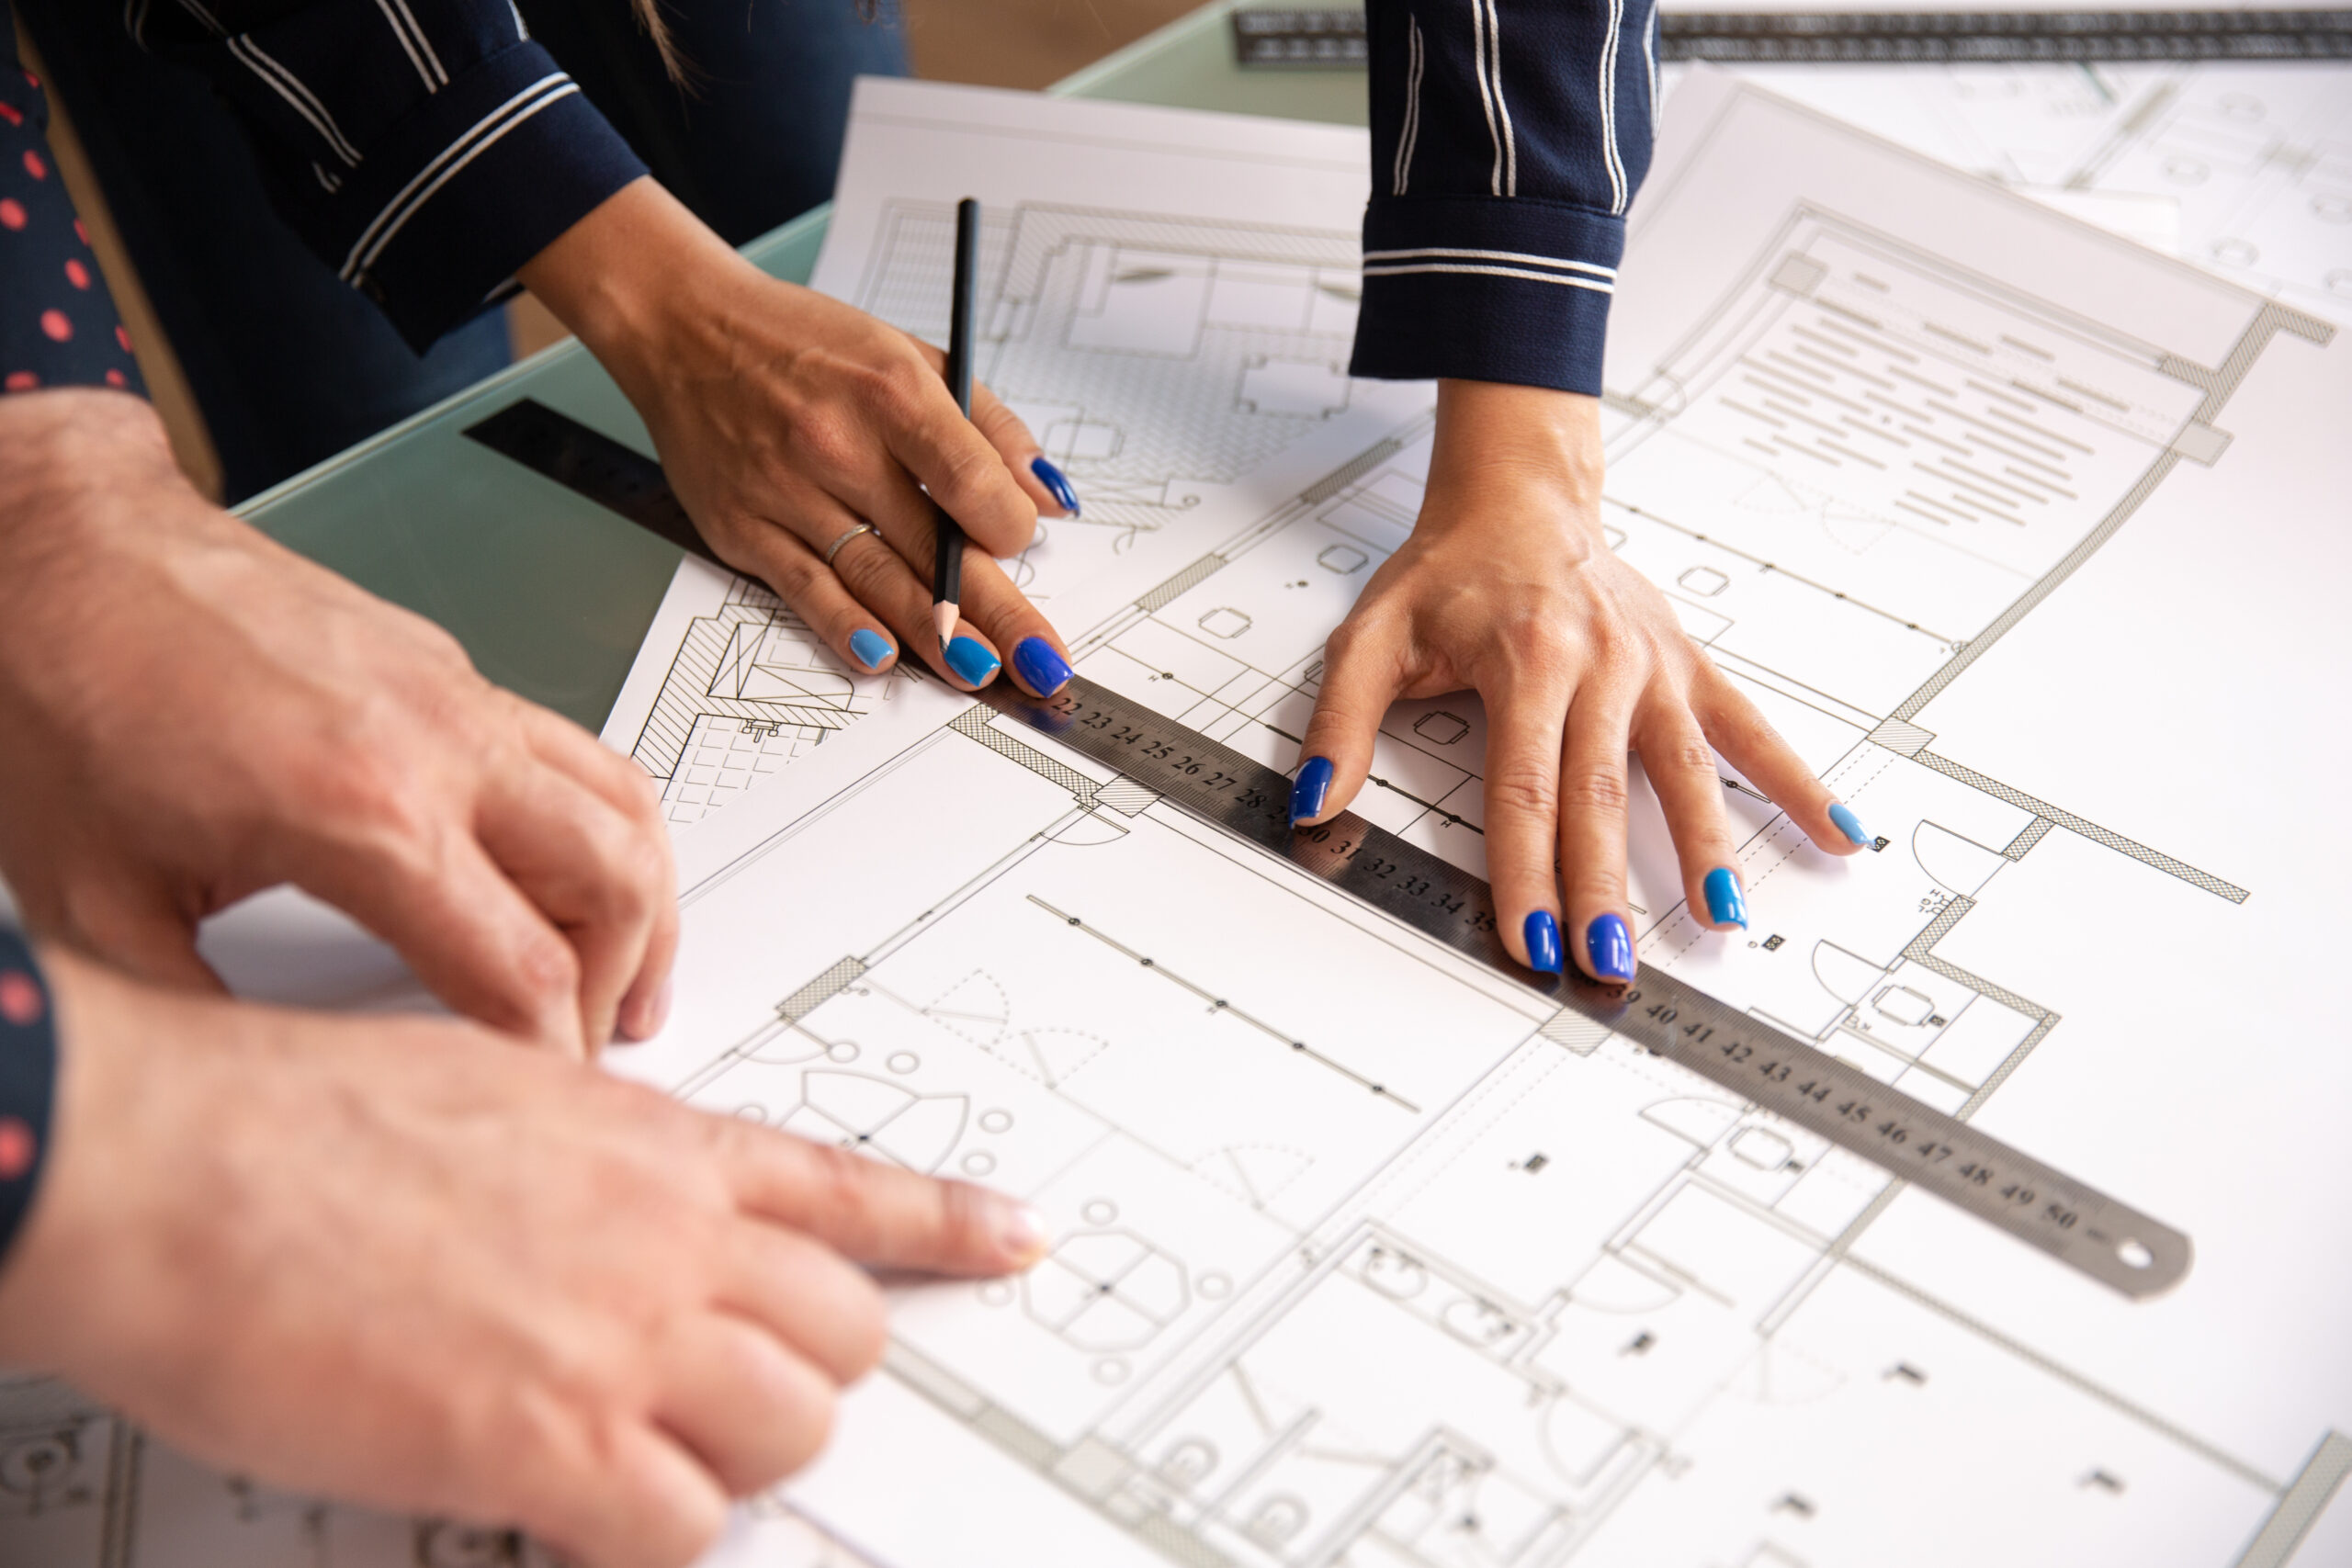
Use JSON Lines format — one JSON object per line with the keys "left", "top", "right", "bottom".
{"left": 0, "top": 930, "right": 55, "bottom": 1269}
{"left": 0, "top": 31, "right": 143, "bottom": 397}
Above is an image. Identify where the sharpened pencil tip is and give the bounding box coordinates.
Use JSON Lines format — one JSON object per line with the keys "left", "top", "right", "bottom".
{"left": 933, "top": 601, "right": 960, "bottom": 649}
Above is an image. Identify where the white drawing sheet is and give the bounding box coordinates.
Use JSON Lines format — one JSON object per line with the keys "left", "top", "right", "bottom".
{"left": 1703, "top": 61, "right": 2352, "bottom": 325}
{"left": 612, "top": 71, "right": 2352, "bottom": 1568}
{"left": 599, "top": 79, "right": 1429, "bottom": 826}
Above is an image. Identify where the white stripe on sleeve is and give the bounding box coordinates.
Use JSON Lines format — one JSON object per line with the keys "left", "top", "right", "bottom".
{"left": 228, "top": 35, "right": 362, "bottom": 166}
{"left": 342, "top": 74, "right": 579, "bottom": 283}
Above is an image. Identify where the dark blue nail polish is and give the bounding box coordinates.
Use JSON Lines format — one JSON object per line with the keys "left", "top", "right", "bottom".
{"left": 1703, "top": 867, "right": 1748, "bottom": 930}
{"left": 1587, "top": 913, "right": 1634, "bottom": 982}
{"left": 849, "top": 627, "right": 892, "bottom": 671}
{"left": 1012, "top": 636, "right": 1073, "bottom": 696}
{"left": 1828, "top": 802, "right": 1871, "bottom": 847}
{"left": 1031, "top": 456, "right": 1080, "bottom": 515}
{"left": 944, "top": 636, "right": 1001, "bottom": 687}
{"left": 1290, "top": 756, "right": 1333, "bottom": 826}
{"left": 1523, "top": 910, "right": 1563, "bottom": 974}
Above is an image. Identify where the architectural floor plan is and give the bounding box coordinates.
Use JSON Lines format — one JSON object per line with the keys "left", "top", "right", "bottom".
{"left": 10, "top": 72, "right": 2351, "bottom": 1568}
{"left": 1719, "top": 62, "right": 2352, "bottom": 327}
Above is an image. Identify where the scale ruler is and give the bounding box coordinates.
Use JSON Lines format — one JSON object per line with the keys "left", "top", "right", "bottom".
{"left": 1227, "top": 6, "right": 2352, "bottom": 62}
{"left": 980, "top": 677, "right": 2192, "bottom": 1300}
{"left": 465, "top": 394, "right": 2190, "bottom": 1300}
{"left": 1661, "top": 8, "right": 2352, "bottom": 62}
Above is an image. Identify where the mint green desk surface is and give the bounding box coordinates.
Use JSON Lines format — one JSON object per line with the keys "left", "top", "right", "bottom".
{"left": 238, "top": 1, "right": 1369, "bottom": 732}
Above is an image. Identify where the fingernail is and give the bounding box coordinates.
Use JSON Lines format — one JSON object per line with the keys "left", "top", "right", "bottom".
{"left": 944, "top": 636, "right": 1001, "bottom": 687}
{"left": 1031, "top": 456, "right": 1080, "bottom": 515}
{"left": 1828, "top": 802, "right": 1871, "bottom": 847}
{"left": 1011, "top": 636, "right": 1073, "bottom": 696}
{"left": 997, "top": 1201, "right": 1052, "bottom": 1264}
{"left": 1290, "top": 756, "right": 1333, "bottom": 826}
{"left": 1587, "top": 913, "right": 1634, "bottom": 982}
{"left": 1703, "top": 868, "right": 1748, "bottom": 930}
{"left": 647, "top": 976, "right": 673, "bottom": 1034}
{"left": 1522, "top": 910, "right": 1563, "bottom": 974}
{"left": 849, "top": 627, "right": 893, "bottom": 671}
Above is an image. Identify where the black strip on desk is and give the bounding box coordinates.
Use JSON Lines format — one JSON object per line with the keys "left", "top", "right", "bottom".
{"left": 464, "top": 399, "right": 724, "bottom": 569}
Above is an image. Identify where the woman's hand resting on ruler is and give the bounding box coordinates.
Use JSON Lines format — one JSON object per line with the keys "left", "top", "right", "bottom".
{"left": 521, "top": 178, "right": 1082, "bottom": 700}
{"left": 0, "top": 389, "right": 674, "bottom": 1055}
{"left": 1287, "top": 380, "right": 1873, "bottom": 985}
{"left": 0, "top": 948, "right": 1051, "bottom": 1568}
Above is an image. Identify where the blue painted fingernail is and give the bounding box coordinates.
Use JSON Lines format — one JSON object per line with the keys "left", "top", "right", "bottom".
{"left": 944, "top": 636, "right": 1001, "bottom": 687}
{"left": 1031, "top": 456, "right": 1080, "bottom": 515}
{"left": 1587, "top": 913, "right": 1634, "bottom": 982}
{"left": 848, "top": 627, "right": 892, "bottom": 671}
{"left": 1703, "top": 867, "right": 1748, "bottom": 930}
{"left": 1012, "top": 636, "right": 1073, "bottom": 696}
{"left": 1828, "top": 802, "right": 1871, "bottom": 847}
{"left": 1523, "top": 911, "right": 1563, "bottom": 974}
{"left": 1290, "top": 756, "right": 1333, "bottom": 826}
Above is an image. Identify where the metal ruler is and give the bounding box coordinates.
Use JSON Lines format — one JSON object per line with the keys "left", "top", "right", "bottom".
{"left": 1662, "top": 8, "right": 2352, "bottom": 62}
{"left": 1228, "top": 6, "right": 2352, "bottom": 62}
{"left": 468, "top": 394, "right": 2191, "bottom": 1300}
{"left": 1232, "top": 7, "right": 1368, "bottom": 66}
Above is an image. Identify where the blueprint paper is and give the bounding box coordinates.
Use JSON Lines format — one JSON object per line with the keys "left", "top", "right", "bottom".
{"left": 601, "top": 80, "right": 1429, "bottom": 825}
{"left": 1696, "top": 62, "right": 2352, "bottom": 325}
{"left": 604, "top": 70, "right": 2352, "bottom": 1567}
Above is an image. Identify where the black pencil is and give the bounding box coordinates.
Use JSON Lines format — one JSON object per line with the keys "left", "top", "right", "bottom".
{"left": 931, "top": 197, "right": 980, "bottom": 651}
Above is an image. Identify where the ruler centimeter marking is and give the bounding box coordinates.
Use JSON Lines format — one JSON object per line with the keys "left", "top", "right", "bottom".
{"left": 467, "top": 394, "right": 2192, "bottom": 1299}
{"left": 1228, "top": 6, "right": 2352, "bottom": 62}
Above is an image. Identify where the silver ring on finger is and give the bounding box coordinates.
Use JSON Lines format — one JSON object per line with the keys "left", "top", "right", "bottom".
{"left": 823, "top": 523, "right": 879, "bottom": 567}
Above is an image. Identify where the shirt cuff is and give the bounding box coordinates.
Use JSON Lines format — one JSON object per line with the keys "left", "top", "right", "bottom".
{"left": 320, "top": 44, "right": 646, "bottom": 352}
{"left": 0, "top": 930, "right": 58, "bottom": 1275}
{"left": 1349, "top": 195, "right": 1625, "bottom": 396}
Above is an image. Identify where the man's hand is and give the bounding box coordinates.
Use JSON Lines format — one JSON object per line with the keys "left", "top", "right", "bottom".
{"left": 0, "top": 389, "right": 676, "bottom": 1054}
{"left": 0, "top": 948, "right": 1049, "bottom": 1568}
{"left": 519, "top": 179, "right": 1079, "bottom": 697}
{"left": 1290, "top": 380, "right": 1871, "bottom": 984}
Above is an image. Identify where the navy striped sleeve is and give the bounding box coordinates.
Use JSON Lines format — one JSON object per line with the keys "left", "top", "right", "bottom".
{"left": 0, "top": 10, "right": 146, "bottom": 395}
{"left": 0, "top": 930, "right": 57, "bottom": 1274}
{"left": 1352, "top": 0, "right": 1660, "bottom": 395}
{"left": 130, "top": 0, "right": 648, "bottom": 352}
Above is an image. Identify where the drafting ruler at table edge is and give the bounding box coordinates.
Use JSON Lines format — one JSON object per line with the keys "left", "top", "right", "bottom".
{"left": 462, "top": 396, "right": 2191, "bottom": 1302}
{"left": 1228, "top": 6, "right": 2352, "bottom": 62}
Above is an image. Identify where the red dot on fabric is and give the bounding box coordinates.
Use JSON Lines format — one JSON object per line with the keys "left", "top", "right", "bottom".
{"left": 105, "top": 367, "right": 125, "bottom": 387}
{"left": 73, "top": 218, "right": 88, "bottom": 246}
{"left": 23, "top": 71, "right": 38, "bottom": 88}
{"left": 21, "top": 150, "right": 45, "bottom": 181}
{"left": 64, "top": 258, "right": 89, "bottom": 289}
{"left": 116, "top": 324, "right": 132, "bottom": 353}
{"left": 0, "top": 1119, "right": 33, "bottom": 1182}
{"left": 39, "top": 310, "right": 70, "bottom": 343}
{"left": 0, "top": 100, "right": 21, "bottom": 128}
{"left": 0, "top": 971, "right": 40, "bottom": 1026}
{"left": 2, "top": 371, "right": 34, "bottom": 392}
{"left": 0, "top": 199, "right": 22, "bottom": 231}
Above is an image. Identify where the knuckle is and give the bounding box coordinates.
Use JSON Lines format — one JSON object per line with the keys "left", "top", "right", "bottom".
{"left": 1483, "top": 763, "right": 1559, "bottom": 822}
{"left": 1561, "top": 765, "right": 1631, "bottom": 819}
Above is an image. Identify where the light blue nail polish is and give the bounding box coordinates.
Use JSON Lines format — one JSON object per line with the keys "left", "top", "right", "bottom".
{"left": 1587, "top": 913, "right": 1634, "bottom": 982}
{"left": 1523, "top": 910, "right": 1563, "bottom": 974}
{"left": 1290, "top": 756, "right": 1333, "bottom": 826}
{"left": 1011, "top": 636, "right": 1073, "bottom": 696}
{"left": 1703, "top": 867, "right": 1748, "bottom": 930}
{"left": 1829, "top": 802, "right": 1871, "bottom": 847}
{"left": 1031, "top": 456, "right": 1080, "bottom": 515}
{"left": 848, "top": 627, "right": 892, "bottom": 671}
{"left": 944, "top": 636, "right": 1001, "bottom": 687}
